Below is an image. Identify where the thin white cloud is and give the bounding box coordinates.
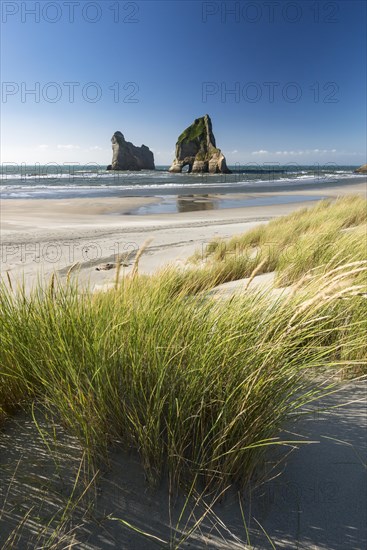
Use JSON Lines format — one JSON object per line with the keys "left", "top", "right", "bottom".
{"left": 273, "top": 149, "right": 337, "bottom": 156}
{"left": 231, "top": 149, "right": 238, "bottom": 154}
{"left": 89, "top": 146, "right": 102, "bottom": 151}
{"left": 38, "top": 144, "right": 49, "bottom": 150}
{"left": 57, "top": 144, "right": 80, "bottom": 150}
{"left": 251, "top": 150, "right": 268, "bottom": 155}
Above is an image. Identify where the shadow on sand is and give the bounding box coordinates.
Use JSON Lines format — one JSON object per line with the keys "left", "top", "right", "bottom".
{"left": 0, "top": 381, "right": 366, "bottom": 549}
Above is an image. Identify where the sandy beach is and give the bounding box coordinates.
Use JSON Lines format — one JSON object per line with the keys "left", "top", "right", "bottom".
{"left": 1, "top": 182, "right": 366, "bottom": 548}
{"left": 1, "top": 180, "right": 366, "bottom": 292}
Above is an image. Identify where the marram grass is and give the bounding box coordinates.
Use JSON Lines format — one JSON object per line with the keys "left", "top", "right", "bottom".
{"left": 190, "top": 195, "right": 367, "bottom": 289}
{"left": 1, "top": 260, "right": 366, "bottom": 492}
{"left": 1, "top": 195, "right": 366, "bottom": 549}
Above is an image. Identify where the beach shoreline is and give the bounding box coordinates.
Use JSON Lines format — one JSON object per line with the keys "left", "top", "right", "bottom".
{"left": 1, "top": 180, "right": 366, "bottom": 292}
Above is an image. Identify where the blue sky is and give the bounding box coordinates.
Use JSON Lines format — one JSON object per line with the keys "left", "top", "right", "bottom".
{"left": 1, "top": 0, "right": 366, "bottom": 166}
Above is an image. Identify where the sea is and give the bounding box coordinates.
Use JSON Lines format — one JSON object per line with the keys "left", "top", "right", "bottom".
{"left": 1, "top": 164, "right": 365, "bottom": 212}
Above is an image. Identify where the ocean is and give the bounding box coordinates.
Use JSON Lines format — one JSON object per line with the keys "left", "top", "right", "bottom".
{"left": 0, "top": 164, "right": 364, "bottom": 200}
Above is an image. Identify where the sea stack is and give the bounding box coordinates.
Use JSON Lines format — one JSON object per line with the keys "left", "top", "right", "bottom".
{"left": 354, "top": 163, "right": 367, "bottom": 174}
{"left": 169, "top": 115, "right": 231, "bottom": 174}
{"left": 107, "top": 131, "right": 155, "bottom": 171}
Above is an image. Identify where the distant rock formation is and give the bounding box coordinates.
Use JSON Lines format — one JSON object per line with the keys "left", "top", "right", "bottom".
{"left": 169, "top": 115, "right": 231, "bottom": 174}
{"left": 354, "top": 163, "right": 367, "bottom": 174}
{"left": 107, "top": 131, "right": 155, "bottom": 171}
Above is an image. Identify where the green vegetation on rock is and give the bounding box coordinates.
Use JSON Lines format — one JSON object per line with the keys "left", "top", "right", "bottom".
{"left": 177, "top": 117, "right": 206, "bottom": 144}
{"left": 170, "top": 114, "right": 231, "bottom": 173}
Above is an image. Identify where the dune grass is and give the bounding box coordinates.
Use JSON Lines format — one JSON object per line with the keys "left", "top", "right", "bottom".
{"left": 190, "top": 195, "right": 367, "bottom": 288}
{"left": 1, "top": 266, "right": 366, "bottom": 494}
{"left": 0, "top": 195, "right": 366, "bottom": 547}
{"left": 0, "top": 195, "right": 366, "bottom": 501}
